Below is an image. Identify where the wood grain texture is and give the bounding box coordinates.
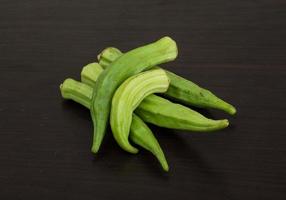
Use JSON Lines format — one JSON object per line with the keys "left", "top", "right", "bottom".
{"left": 1, "top": 0, "right": 286, "bottom": 199}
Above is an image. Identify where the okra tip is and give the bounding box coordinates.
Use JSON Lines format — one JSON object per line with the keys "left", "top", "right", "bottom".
{"left": 228, "top": 106, "right": 237, "bottom": 115}
{"left": 158, "top": 156, "right": 169, "bottom": 172}
{"left": 91, "top": 131, "right": 139, "bottom": 154}
{"left": 208, "top": 119, "right": 230, "bottom": 131}
{"left": 91, "top": 136, "right": 104, "bottom": 154}
{"left": 118, "top": 141, "right": 139, "bottom": 154}
{"left": 214, "top": 98, "right": 237, "bottom": 116}
{"left": 162, "top": 163, "right": 169, "bottom": 172}
{"left": 91, "top": 128, "right": 104, "bottom": 154}
{"left": 220, "top": 119, "right": 229, "bottom": 129}
{"left": 91, "top": 144, "right": 100, "bottom": 154}
{"left": 221, "top": 103, "right": 236, "bottom": 115}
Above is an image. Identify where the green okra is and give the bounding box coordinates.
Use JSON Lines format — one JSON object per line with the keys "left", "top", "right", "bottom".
{"left": 136, "top": 94, "right": 229, "bottom": 131}
{"left": 81, "top": 63, "right": 103, "bottom": 87}
{"left": 60, "top": 78, "right": 91, "bottom": 109}
{"left": 130, "top": 114, "right": 169, "bottom": 171}
{"left": 81, "top": 62, "right": 229, "bottom": 132}
{"left": 80, "top": 65, "right": 169, "bottom": 170}
{"left": 60, "top": 78, "right": 169, "bottom": 171}
{"left": 98, "top": 47, "right": 122, "bottom": 68}
{"left": 91, "top": 36, "right": 178, "bottom": 153}
{"left": 110, "top": 69, "right": 170, "bottom": 153}
{"left": 98, "top": 47, "right": 236, "bottom": 115}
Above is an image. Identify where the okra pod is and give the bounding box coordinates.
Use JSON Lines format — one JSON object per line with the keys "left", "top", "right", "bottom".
{"left": 110, "top": 69, "right": 170, "bottom": 153}
{"left": 136, "top": 94, "right": 229, "bottom": 131}
{"left": 130, "top": 115, "right": 169, "bottom": 171}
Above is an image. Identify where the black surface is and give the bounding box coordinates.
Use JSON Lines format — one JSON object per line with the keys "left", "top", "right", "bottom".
{"left": 1, "top": 0, "right": 286, "bottom": 199}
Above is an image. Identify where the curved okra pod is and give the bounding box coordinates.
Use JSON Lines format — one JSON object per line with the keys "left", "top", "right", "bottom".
{"left": 110, "top": 69, "right": 170, "bottom": 153}
{"left": 130, "top": 115, "right": 169, "bottom": 171}
{"left": 91, "top": 36, "right": 177, "bottom": 153}
{"left": 164, "top": 71, "right": 236, "bottom": 115}
{"left": 60, "top": 78, "right": 169, "bottom": 171}
{"left": 98, "top": 47, "right": 236, "bottom": 115}
{"left": 136, "top": 95, "right": 229, "bottom": 131}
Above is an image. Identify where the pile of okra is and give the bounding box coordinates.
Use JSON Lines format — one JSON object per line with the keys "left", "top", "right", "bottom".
{"left": 60, "top": 37, "right": 236, "bottom": 171}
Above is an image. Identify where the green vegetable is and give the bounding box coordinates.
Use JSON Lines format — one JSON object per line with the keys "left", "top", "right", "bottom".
{"left": 81, "top": 63, "right": 103, "bottom": 87}
{"left": 60, "top": 78, "right": 169, "bottom": 171}
{"left": 60, "top": 78, "right": 91, "bottom": 109}
{"left": 110, "top": 69, "right": 170, "bottom": 153}
{"left": 60, "top": 37, "right": 235, "bottom": 172}
{"left": 80, "top": 65, "right": 169, "bottom": 170}
{"left": 136, "top": 94, "right": 229, "bottom": 131}
{"left": 98, "top": 47, "right": 236, "bottom": 115}
{"left": 130, "top": 114, "right": 169, "bottom": 171}
{"left": 98, "top": 47, "right": 122, "bottom": 68}
{"left": 90, "top": 36, "right": 178, "bottom": 153}
{"left": 81, "top": 63, "right": 229, "bottom": 132}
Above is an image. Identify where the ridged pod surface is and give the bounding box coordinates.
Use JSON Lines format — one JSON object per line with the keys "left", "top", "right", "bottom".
{"left": 81, "top": 63, "right": 103, "bottom": 87}
{"left": 98, "top": 47, "right": 236, "bottom": 115}
{"left": 60, "top": 78, "right": 92, "bottom": 109}
{"left": 136, "top": 95, "right": 229, "bottom": 132}
{"left": 60, "top": 78, "right": 169, "bottom": 171}
{"left": 130, "top": 115, "right": 169, "bottom": 171}
{"left": 80, "top": 64, "right": 229, "bottom": 132}
{"left": 110, "top": 69, "right": 170, "bottom": 153}
{"left": 91, "top": 37, "right": 178, "bottom": 153}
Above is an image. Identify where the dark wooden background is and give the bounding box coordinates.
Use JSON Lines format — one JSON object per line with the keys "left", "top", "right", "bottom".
{"left": 1, "top": 0, "right": 286, "bottom": 199}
